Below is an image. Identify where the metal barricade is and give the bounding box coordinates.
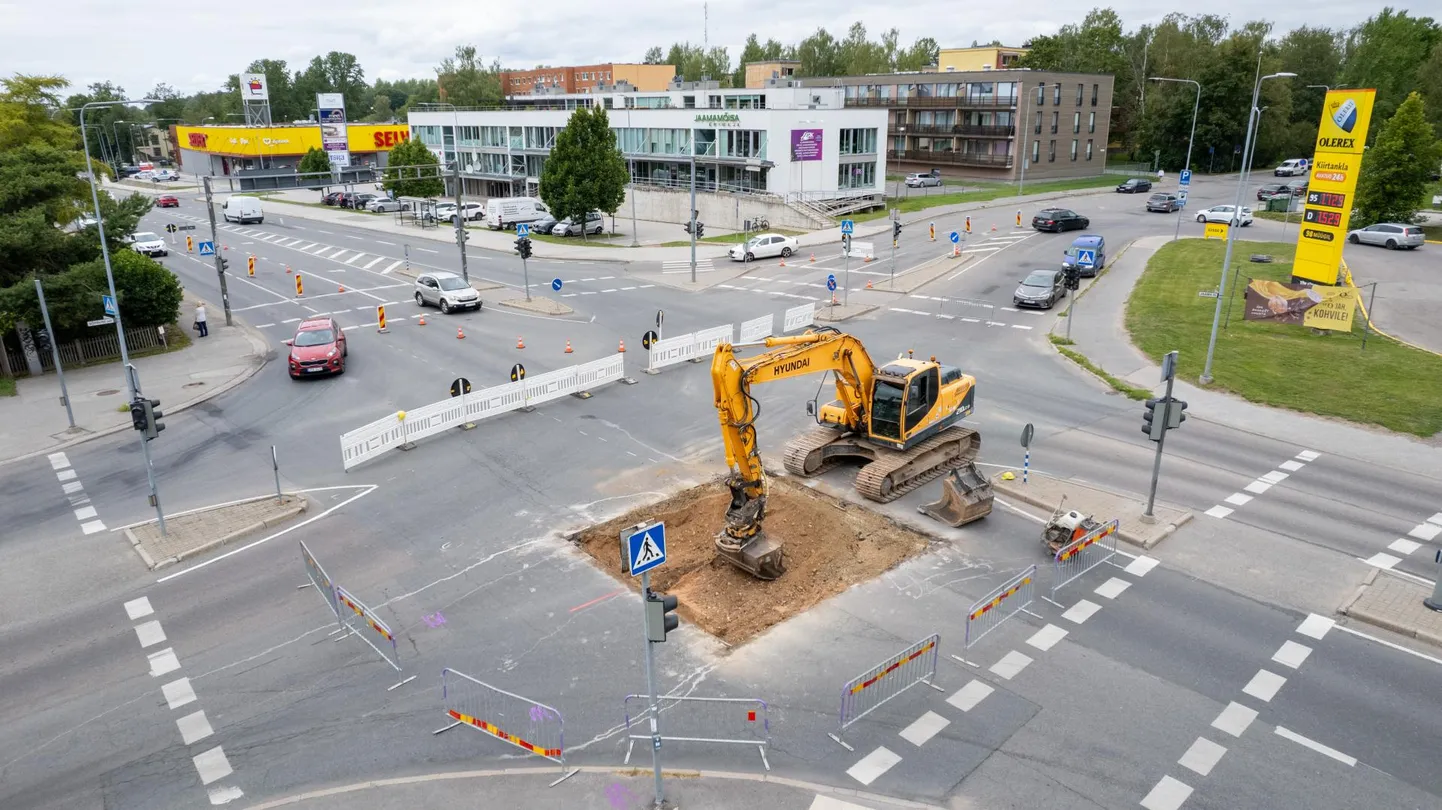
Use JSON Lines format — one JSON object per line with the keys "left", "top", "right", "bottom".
{"left": 739, "top": 314, "right": 774, "bottom": 343}
{"left": 335, "top": 584, "right": 416, "bottom": 690}
{"left": 622, "top": 695, "right": 771, "bottom": 770}
{"left": 436, "top": 668, "right": 578, "bottom": 784}
{"left": 830, "top": 633, "right": 943, "bottom": 750}
{"left": 646, "top": 333, "right": 698, "bottom": 373}
{"left": 955, "top": 566, "right": 1040, "bottom": 666}
{"left": 1045, "top": 519, "right": 1122, "bottom": 606}
{"left": 783, "top": 303, "right": 815, "bottom": 332}
{"left": 298, "top": 540, "right": 339, "bottom": 619}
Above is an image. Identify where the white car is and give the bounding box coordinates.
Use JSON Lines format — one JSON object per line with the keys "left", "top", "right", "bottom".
{"left": 414, "top": 271, "right": 482, "bottom": 313}
{"left": 134, "top": 170, "right": 154, "bottom": 181}
{"left": 152, "top": 169, "right": 178, "bottom": 181}
{"left": 129, "top": 231, "right": 167, "bottom": 257}
{"left": 728, "top": 233, "right": 799, "bottom": 262}
{"left": 551, "top": 211, "right": 605, "bottom": 237}
{"left": 1195, "top": 205, "right": 1253, "bottom": 226}
{"left": 433, "top": 203, "right": 457, "bottom": 221}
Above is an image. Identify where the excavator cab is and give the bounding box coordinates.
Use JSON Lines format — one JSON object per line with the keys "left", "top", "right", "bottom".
{"left": 869, "top": 361, "right": 946, "bottom": 447}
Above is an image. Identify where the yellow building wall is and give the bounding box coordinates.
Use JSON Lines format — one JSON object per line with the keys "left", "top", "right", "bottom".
{"left": 174, "top": 124, "right": 413, "bottom": 156}
{"left": 744, "top": 61, "right": 800, "bottom": 88}
{"left": 935, "top": 47, "right": 1029, "bottom": 72}
{"left": 611, "top": 64, "right": 677, "bottom": 91}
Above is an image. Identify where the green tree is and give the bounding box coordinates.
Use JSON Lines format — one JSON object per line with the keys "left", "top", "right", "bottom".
{"left": 1417, "top": 42, "right": 1442, "bottom": 132}
{"left": 1339, "top": 8, "right": 1441, "bottom": 125}
{"left": 0, "top": 250, "right": 182, "bottom": 342}
{"left": 382, "top": 138, "right": 443, "bottom": 199}
{"left": 297, "top": 146, "right": 331, "bottom": 177}
{"left": 643, "top": 46, "right": 665, "bottom": 65}
{"left": 1, "top": 74, "right": 77, "bottom": 151}
{"left": 437, "top": 46, "right": 502, "bottom": 106}
{"left": 1355, "top": 92, "right": 1441, "bottom": 225}
{"left": 0, "top": 142, "right": 93, "bottom": 284}
{"left": 895, "top": 37, "right": 939, "bottom": 71}
{"left": 293, "top": 52, "right": 367, "bottom": 116}
{"left": 538, "top": 106, "right": 628, "bottom": 240}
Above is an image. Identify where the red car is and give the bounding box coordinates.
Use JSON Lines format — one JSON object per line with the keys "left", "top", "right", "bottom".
{"left": 156, "top": 195, "right": 179, "bottom": 208}
{"left": 284, "top": 317, "right": 347, "bottom": 378}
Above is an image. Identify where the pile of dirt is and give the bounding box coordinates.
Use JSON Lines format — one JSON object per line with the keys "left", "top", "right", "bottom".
{"left": 574, "top": 477, "right": 930, "bottom": 645}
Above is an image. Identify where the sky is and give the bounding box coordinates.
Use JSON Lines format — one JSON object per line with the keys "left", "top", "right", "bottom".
{"left": 1, "top": 1, "right": 1381, "bottom": 98}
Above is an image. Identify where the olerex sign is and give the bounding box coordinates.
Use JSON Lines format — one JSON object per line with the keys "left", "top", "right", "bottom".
{"left": 1292, "top": 89, "right": 1376, "bottom": 285}
{"left": 174, "top": 125, "right": 414, "bottom": 157}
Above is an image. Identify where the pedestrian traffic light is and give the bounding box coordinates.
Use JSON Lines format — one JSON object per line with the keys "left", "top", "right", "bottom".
{"left": 129, "top": 399, "right": 148, "bottom": 432}
{"left": 644, "top": 589, "right": 679, "bottom": 642}
{"left": 892, "top": 221, "right": 902, "bottom": 240}
{"left": 457, "top": 227, "right": 469, "bottom": 244}
{"left": 142, "top": 398, "right": 164, "bottom": 440}
{"left": 1063, "top": 266, "right": 1080, "bottom": 290}
{"left": 514, "top": 236, "right": 532, "bottom": 259}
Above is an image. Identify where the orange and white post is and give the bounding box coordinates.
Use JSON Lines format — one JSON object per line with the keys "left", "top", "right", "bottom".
{"left": 965, "top": 216, "right": 972, "bottom": 234}
{"left": 186, "top": 236, "right": 193, "bottom": 252}
{"left": 929, "top": 222, "right": 936, "bottom": 242}
{"left": 295, "top": 273, "right": 304, "bottom": 297}
{"left": 377, "top": 305, "right": 388, "bottom": 333}
{"left": 247, "top": 255, "right": 256, "bottom": 277}
{"left": 1015, "top": 210, "right": 1022, "bottom": 227}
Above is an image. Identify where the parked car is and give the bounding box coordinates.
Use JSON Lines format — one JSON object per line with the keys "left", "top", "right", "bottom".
{"left": 350, "top": 193, "right": 379, "bottom": 209}
{"left": 905, "top": 171, "right": 943, "bottom": 188}
{"left": 1116, "top": 178, "right": 1152, "bottom": 194}
{"left": 118, "top": 165, "right": 142, "bottom": 178}
{"left": 1031, "top": 208, "right": 1090, "bottom": 232}
{"left": 152, "top": 169, "right": 178, "bottom": 182}
{"left": 414, "top": 271, "right": 482, "bottom": 313}
{"left": 322, "top": 191, "right": 344, "bottom": 206}
{"left": 433, "top": 202, "right": 458, "bottom": 221}
{"left": 1195, "top": 205, "right": 1254, "bottom": 226}
{"left": 1013, "top": 268, "right": 1066, "bottom": 309}
{"left": 1347, "top": 223, "right": 1425, "bottom": 250}
{"left": 528, "top": 213, "right": 558, "bottom": 235}
{"left": 1285, "top": 179, "right": 1308, "bottom": 196}
{"left": 134, "top": 170, "right": 154, "bottom": 181}
{"left": 551, "top": 211, "right": 605, "bottom": 237}
{"left": 1274, "top": 159, "right": 1308, "bottom": 177}
{"left": 1256, "top": 183, "right": 1290, "bottom": 201}
{"left": 485, "top": 197, "right": 550, "bottom": 230}
{"left": 284, "top": 316, "right": 347, "bottom": 379}
{"left": 1146, "top": 193, "right": 1182, "bottom": 213}
{"left": 366, "top": 198, "right": 402, "bottom": 213}
{"left": 1061, "top": 234, "right": 1106, "bottom": 277}
{"left": 728, "top": 233, "right": 800, "bottom": 262}
{"left": 156, "top": 195, "right": 179, "bottom": 208}
{"left": 129, "top": 231, "right": 168, "bottom": 257}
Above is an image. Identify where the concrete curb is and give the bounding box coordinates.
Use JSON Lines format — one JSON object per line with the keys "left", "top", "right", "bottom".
{"left": 498, "top": 296, "right": 575, "bottom": 316}
{"left": 127, "top": 494, "right": 309, "bottom": 571}
{"left": 815, "top": 304, "right": 880, "bottom": 322}
{"left": 1339, "top": 568, "right": 1442, "bottom": 647}
{"left": 862, "top": 253, "right": 971, "bottom": 295}
{"left": 990, "top": 472, "right": 1191, "bottom": 550}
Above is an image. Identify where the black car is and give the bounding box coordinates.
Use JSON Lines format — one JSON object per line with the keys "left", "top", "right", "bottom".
{"left": 1256, "top": 183, "right": 1289, "bottom": 201}
{"left": 351, "top": 193, "right": 379, "bottom": 209}
{"left": 1013, "top": 268, "right": 1066, "bottom": 309}
{"left": 1116, "top": 178, "right": 1152, "bottom": 193}
{"left": 1032, "top": 208, "right": 1090, "bottom": 232}
{"left": 322, "top": 191, "right": 344, "bottom": 205}
{"left": 1146, "top": 193, "right": 1181, "bottom": 212}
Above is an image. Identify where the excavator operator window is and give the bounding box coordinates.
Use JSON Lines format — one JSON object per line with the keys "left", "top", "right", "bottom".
{"left": 905, "top": 368, "right": 938, "bottom": 432}
{"left": 871, "top": 380, "right": 904, "bottom": 440}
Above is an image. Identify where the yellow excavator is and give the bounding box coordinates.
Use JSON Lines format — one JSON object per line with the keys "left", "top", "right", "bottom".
{"left": 711, "top": 327, "right": 984, "bottom": 579}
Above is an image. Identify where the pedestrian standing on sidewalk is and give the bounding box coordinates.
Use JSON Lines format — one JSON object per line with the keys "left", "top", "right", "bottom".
{"left": 194, "top": 303, "right": 209, "bottom": 337}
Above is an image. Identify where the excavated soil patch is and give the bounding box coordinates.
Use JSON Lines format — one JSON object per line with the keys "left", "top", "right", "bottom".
{"left": 575, "top": 477, "right": 931, "bottom": 645}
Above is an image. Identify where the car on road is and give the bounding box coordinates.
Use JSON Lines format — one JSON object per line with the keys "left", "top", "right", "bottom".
{"left": 905, "top": 171, "right": 943, "bottom": 188}
{"left": 728, "top": 232, "right": 800, "bottom": 262}
{"left": 222, "top": 195, "right": 263, "bottom": 225}
{"left": 1013, "top": 268, "right": 1066, "bottom": 309}
{"left": 1274, "top": 159, "right": 1308, "bottom": 177}
{"left": 414, "top": 271, "right": 482, "bottom": 313}
{"left": 551, "top": 211, "right": 605, "bottom": 237}
{"left": 1062, "top": 234, "right": 1107, "bottom": 277}
{"left": 129, "top": 231, "right": 167, "bottom": 257}
{"left": 366, "top": 198, "right": 402, "bottom": 213}
{"left": 1146, "top": 192, "right": 1182, "bottom": 213}
{"left": 1195, "top": 205, "right": 1254, "bottom": 226}
{"left": 1347, "top": 223, "right": 1425, "bottom": 250}
{"left": 1031, "top": 208, "right": 1090, "bottom": 232}
{"left": 1116, "top": 178, "right": 1152, "bottom": 193}
{"left": 156, "top": 194, "right": 179, "bottom": 208}
{"left": 152, "top": 169, "right": 178, "bottom": 182}
{"left": 284, "top": 316, "right": 347, "bottom": 379}
{"left": 1256, "top": 183, "right": 1290, "bottom": 201}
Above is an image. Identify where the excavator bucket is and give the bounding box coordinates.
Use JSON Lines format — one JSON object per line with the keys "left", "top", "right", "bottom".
{"left": 715, "top": 532, "right": 786, "bottom": 580}
{"left": 919, "top": 462, "right": 994, "bottom": 527}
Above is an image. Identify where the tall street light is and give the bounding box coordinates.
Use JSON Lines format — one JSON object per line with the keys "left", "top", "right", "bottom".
{"left": 1149, "top": 77, "right": 1201, "bottom": 241}
{"left": 426, "top": 102, "right": 470, "bottom": 287}
{"left": 1018, "top": 82, "right": 1040, "bottom": 195}
{"left": 1199, "top": 71, "right": 1295, "bottom": 385}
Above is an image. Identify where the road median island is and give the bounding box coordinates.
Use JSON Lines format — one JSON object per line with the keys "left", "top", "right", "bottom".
{"left": 990, "top": 471, "right": 1190, "bottom": 550}
{"left": 498, "top": 296, "right": 574, "bottom": 316}
{"left": 1341, "top": 568, "right": 1442, "bottom": 648}
{"left": 122, "top": 493, "right": 309, "bottom": 570}
{"left": 572, "top": 476, "right": 929, "bottom": 645}
{"left": 864, "top": 252, "right": 973, "bottom": 294}
{"left": 1126, "top": 239, "right": 1442, "bottom": 437}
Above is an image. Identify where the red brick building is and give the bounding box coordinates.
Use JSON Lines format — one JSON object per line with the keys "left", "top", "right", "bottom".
{"left": 498, "top": 63, "right": 676, "bottom": 95}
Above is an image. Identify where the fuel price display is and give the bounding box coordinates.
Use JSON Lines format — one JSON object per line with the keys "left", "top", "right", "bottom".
{"left": 1307, "top": 190, "right": 1347, "bottom": 209}
{"left": 1303, "top": 208, "right": 1344, "bottom": 227}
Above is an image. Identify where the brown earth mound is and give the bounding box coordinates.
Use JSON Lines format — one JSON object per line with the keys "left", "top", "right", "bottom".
{"left": 574, "top": 477, "right": 931, "bottom": 645}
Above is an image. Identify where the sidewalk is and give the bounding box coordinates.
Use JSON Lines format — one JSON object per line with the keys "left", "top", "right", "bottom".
{"left": 0, "top": 291, "right": 268, "bottom": 466}
{"left": 1064, "top": 233, "right": 1442, "bottom": 480}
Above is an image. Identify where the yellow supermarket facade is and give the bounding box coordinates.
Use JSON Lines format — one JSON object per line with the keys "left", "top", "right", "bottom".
{"left": 172, "top": 124, "right": 412, "bottom": 158}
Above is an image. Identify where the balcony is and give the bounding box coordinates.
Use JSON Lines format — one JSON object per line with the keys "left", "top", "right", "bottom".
{"left": 846, "top": 95, "right": 1018, "bottom": 109}
{"left": 888, "top": 123, "right": 1016, "bottom": 138}
{"left": 887, "top": 150, "right": 1014, "bottom": 169}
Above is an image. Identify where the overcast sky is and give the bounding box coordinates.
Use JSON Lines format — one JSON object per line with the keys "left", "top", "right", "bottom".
{"left": 3, "top": 1, "right": 1379, "bottom": 98}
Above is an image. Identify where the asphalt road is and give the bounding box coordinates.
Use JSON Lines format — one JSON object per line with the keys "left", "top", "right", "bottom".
{"left": 2, "top": 181, "right": 1440, "bottom": 810}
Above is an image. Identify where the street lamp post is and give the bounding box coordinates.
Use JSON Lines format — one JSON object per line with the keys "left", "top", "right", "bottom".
{"left": 1018, "top": 84, "right": 1038, "bottom": 195}
{"left": 1199, "top": 72, "right": 1295, "bottom": 385}
{"left": 1150, "top": 77, "right": 1201, "bottom": 241}
{"left": 426, "top": 103, "right": 470, "bottom": 286}
{"left": 626, "top": 107, "right": 639, "bottom": 247}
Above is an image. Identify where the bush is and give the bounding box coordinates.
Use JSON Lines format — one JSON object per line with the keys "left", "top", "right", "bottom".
{"left": 0, "top": 250, "right": 181, "bottom": 342}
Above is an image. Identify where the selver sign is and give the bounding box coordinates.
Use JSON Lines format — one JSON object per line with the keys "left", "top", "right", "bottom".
{"left": 1292, "top": 89, "right": 1375, "bottom": 285}
{"left": 174, "top": 124, "right": 413, "bottom": 157}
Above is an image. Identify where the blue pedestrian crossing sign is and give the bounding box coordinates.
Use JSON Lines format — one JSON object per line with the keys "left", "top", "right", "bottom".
{"left": 1179, "top": 169, "right": 1192, "bottom": 185}
{"left": 1077, "top": 249, "right": 1096, "bottom": 269}
{"left": 949, "top": 231, "right": 960, "bottom": 244}
{"left": 102, "top": 294, "right": 116, "bottom": 316}
{"left": 551, "top": 278, "right": 563, "bottom": 291}
{"left": 198, "top": 241, "right": 215, "bottom": 256}
{"left": 826, "top": 274, "right": 837, "bottom": 291}
{"left": 517, "top": 223, "right": 531, "bottom": 237}
{"left": 626, "top": 521, "right": 667, "bottom": 576}
{"left": 840, "top": 219, "right": 854, "bottom": 235}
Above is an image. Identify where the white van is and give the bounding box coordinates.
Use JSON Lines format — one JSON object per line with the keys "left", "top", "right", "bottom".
{"left": 222, "top": 196, "right": 264, "bottom": 224}
{"left": 1274, "top": 159, "right": 1308, "bottom": 177}
{"left": 484, "top": 197, "right": 549, "bottom": 230}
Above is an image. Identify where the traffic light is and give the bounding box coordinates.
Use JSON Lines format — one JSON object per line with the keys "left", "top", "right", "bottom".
{"left": 129, "top": 399, "right": 148, "bottom": 432}
{"left": 1142, "top": 398, "right": 1164, "bottom": 441}
{"left": 695, "top": 222, "right": 705, "bottom": 239}
{"left": 842, "top": 234, "right": 852, "bottom": 254}
{"left": 514, "top": 237, "right": 532, "bottom": 259}
{"left": 645, "top": 589, "right": 679, "bottom": 642}
{"left": 1063, "top": 266, "right": 1080, "bottom": 290}
{"left": 892, "top": 221, "right": 902, "bottom": 240}
{"left": 457, "top": 227, "right": 469, "bottom": 244}
{"left": 141, "top": 398, "right": 164, "bottom": 440}
{"left": 1167, "top": 399, "right": 1188, "bottom": 429}
{"left": 219, "top": 257, "right": 230, "bottom": 273}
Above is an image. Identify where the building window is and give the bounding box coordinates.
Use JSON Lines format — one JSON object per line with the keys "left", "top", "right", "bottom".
{"left": 1089, "top": 112, "right": 1096, "bottom": 133}
{"left": 1086, "top": 140, "right": 1094, "bottom": 161}
{"left": 708, "top": 95, "right": 722, "bottom": 108}
{"left": 1053, "top": 83, "right": 1061, "bottom": 105}
{"left": 839, "top": 128, "right": 878, "bottom": 155}
{"left": 720, "top": 129, "right": 766, "bottom": 159}
{"left": 837, "top": 161, "right": 876, "bottom": 189}
{"left": 1076, "top": 84, "right": 1084, "bottom": 105}
{"left": 1070, "top": 139, "right": 1078, "bottom": 161}
{"left": 1092, "top": 84, "right": 1099, "bottom": 106}
{"left": 684, "top": 95, "right": 696, "bottom": 109}
{"left": 1035, "top": 82, "right": 1045, "bottom": 106}
{"left": 1048, "top": 140, "right": 1056, "bottom": 162}
{"left": 1050, "top": 112, "right": 1058, "bottom": 134}
{"left": 1031, "top": 140, "right": 1039, "bottom": 164}
{"left": 1073, "top": 112, "right": 1080, "bottom": 134}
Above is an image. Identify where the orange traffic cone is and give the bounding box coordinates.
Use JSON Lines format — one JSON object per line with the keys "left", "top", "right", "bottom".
{"left": 456, "top": 327, "right": 465, "bottom": 340}
{"left": 990, "top": 224, "right": 998, "bottom": 232}
{"left": 338, "top": 284, "right": 345, "bottom": 293}
{"left": 831, "top": 293, "right": 839, "bottom": 306}
{"left": 866, "top": 280, "right": 873, "bottom": 289}
{"left": 418, "top": 314, "right": 426, "bottom": 326}
{"left": 618, "top": 339, "right": 626, "bottom": 353}
{"left": 864, "top": 255, "right": 873, "bottom": 263}
{"left": 516, "top": 335, "right": 525, "bottom": 349}
{"left": 222, "top": 244, "right": 229, "bottom": 251}
{"left": 809, "top": 253, "right": 816, "bottom": 262}
{"left": 285, "top": 265, "right": 292, "bottom": 274}
{"left": 779, "top": 258, "right": 786, "bottom": 267}
{"left": 564, "top": 340, "right": 574, "bottom": 354}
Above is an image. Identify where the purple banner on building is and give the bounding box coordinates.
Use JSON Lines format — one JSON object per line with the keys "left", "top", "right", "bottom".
{"left": 790, "top": 129, "right": 823, "bottom": 162}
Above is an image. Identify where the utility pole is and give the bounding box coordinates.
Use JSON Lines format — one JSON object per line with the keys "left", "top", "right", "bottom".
{"left": 641, "top": 570, "right": 664, "bottom": 808}
{"left": 1144, "top": 351, "right": 1180, "bottom": 519}
{"left": 202, "top": 177, "right": 234, "bottom": 326}
{"left": 689, "top": 126, "right": 698, "bottom": 284}
{"left": 452, "top": 161, "right": 470, "bottom": 285}
{"left": 34, "top": 280, "right": 75, "bottom": 429}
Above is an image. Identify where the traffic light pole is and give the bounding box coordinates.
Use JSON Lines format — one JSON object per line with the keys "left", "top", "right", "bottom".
{"left": 202, "top": 177, "right": 234, "bottom": 326}
{"left": 521, "top": 247, "right": 531, "bottom": 302}
{"left": 640, "top": 570, "right": 664, "bottom": 808}
{"left": 129, "top": 366, "right": 167, "bottom": 536}
{"left": 1144, "top": 353, "right": 1179, "bottom": 519}
{"left": 453, "top": 162, "right": 470, "bottom": 286}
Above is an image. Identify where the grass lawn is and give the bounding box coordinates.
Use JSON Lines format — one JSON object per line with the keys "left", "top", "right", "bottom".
{"left": 853, "top": 175, "right": 1119, "bottom": 222}
{"left": 0, "top": 376, "right": 14, "bottom": 397}
{"left": 528, "top": 231, "right": 628, "bottom": 248}
{"left": 656, "top": 228, "right": 806, "bottom": 248}
{"left": 1126, "top": 239, "right": 1442, "bottom": 436}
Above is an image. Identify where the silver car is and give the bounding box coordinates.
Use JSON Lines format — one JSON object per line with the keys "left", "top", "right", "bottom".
{"left": 905, "top": 172, "right": 942, "bottom": 188}
{"left": 1346, "top": 223, "right": 1425, "bottom": 250}
{"left": 551, "top": 211, "right": 604, "bottom": 236}
{"left": 414, "top": 271, "right": 482, "bottom": 313}
{"left": 367, "top": 198, "right": 402, "bottom": 213}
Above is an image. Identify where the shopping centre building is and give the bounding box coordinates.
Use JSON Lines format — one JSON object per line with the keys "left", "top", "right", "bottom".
{"left": 170, "top": 122, "right": 415, "bottom": 176}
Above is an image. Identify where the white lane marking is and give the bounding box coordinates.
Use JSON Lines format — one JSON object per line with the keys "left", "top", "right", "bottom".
{"left": 1224, "top": 493, "right": 1253, "bottom": 506}
{"left": 1389, "top": 538, "right": 1422, "bottom": 555}
{"left": 208, "top": 786, "right": 245, "bottom": 805}
{"left": 1334, "top": 624, "right": 1442, "bottom": 666}
{"left": 123, "top": 597, "right": 154, "bottom": 620}
{"left": 1272, "top": 640, "right": 1313, "bottom": 669}
{"left": 1242, "top": 669, "right": 1287, "bottom": 702}
{"left": 1243, "top": 480, "right": 1272, "bottom": 494}
{"left": 845, "top": 746, "right": 901, "bottom": 786}
{"left": 177, "top": 709, "right": 215, "bottom": 745}
{"left": 1095, "top": 577, "right": 1131, "bottom": 599}
{"left": 1279, "top": 460, "right": 1305, "bottom": 472}
{"left": 74, "top": 505, "right": 98, "bottom": 520}
{"left": 374, "top": 239, "right": 397, "bottom": 245}
{"left": 255, "top": 323, "right": 274, "bottom": 328}
{"left": 1140, "top": 775, "right": 1193, "bottom": 810}
{"left": 1124, "top": 556, "right": 1159, "bottom": 577}
{"left": 364, "top": 256, "right": 384, "bottom": 269}
{"left": 134, "top": 620, "right": 167, "bottom": 648}
{"left": 314, "top": 229, "right": 334, "bottom": 235}
{"left": 1178, "top": 736, "right": 1227, "bottom": 776}
{"left": 282, "top": 318, "right": 301, "bottom": 324}
{"left": 81, "top": 520, "right": 107, "bottom": 535}
{"left": 48, "top": 452, "right": 70, "bottom": 470}
{"left": 57, "top": 469, "right": 77, "bottom": 481}
{"left": 1296, "top": 450, "right": 1320, "bottom": 461}
{"left": 1026, "top": 624, "right": 1068, "bottom": 651}
{"left": 1297, "top": 613, "right": 1336, "bottom": 640}
{"left": 1062, "top": 599, "right": 1102, "bottom": 624}
{"left": 62, "top": 481, "right": 83, "bottom": 494}
{"left": 1428, "top": 513, "right": 1442, "bottom": 527}
{"left": 346, "top": 252, "right": 365, "bottom": 265}
{"left": 1275, "top": 726, "right": 1357, "bottom": 766}
{"left": 295, "top": 242, "right": 315, "bottom": 251}
{"left": 162, "top": 677, "right": 197, "bottom": 709}
{"left": 382, "top": 260, "right": 402, "bottom": 274}
{"left": 1211, "top": 701, "right": 1258, "bottom": 737}
{"left": 416, "top": 247, "right": 439, "bottom": 253}
{"left": 1259, "top": 470, "right": 1289, "bottom": 484}
{"left": 148, "top": 647, "right": 181, "bottom": 677}
{"left": 946, "top": 679, "right": 994, "bottom": 712}
{"left": 898, "top": 710, "right": 950, "bottom": 747}
{"left": 808, "top": 797, "right": 872, "bottom": 810}
{"left": 193, "top": 746, "right": 234, "bottom": 785}
{"left": 989, "top": 650, "right": 1033, "bottom": 680}
{"left": 1205, "top": 505, "right": 1234, "bottom": 518}
{"left": 1408, "top": 523, "right": 1441, "bottom": 541}
{"left": 1011, "top": 324, "right": 1033, "bottom": 330}
{"left": 1363, "top": 552, "right": 1402, "bottom": 570}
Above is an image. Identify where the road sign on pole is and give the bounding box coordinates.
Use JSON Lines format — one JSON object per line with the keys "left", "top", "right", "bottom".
{"left": 87, "top": 317, "right": 115, "bottom": 327}
{"left": 198, "top": 241, "right": 215, "bottom": 256}
{"left": 517, "top": 223, "right": 530, "bottom": 237}
{"left": 840, "top": 219, "right": 854, "bottom": 235}
{"left": 826, "top": 274, "right": 837, "bottom": 291}
{"left": 626, "top": 522, "right": 667, "bottom": 576}
{"left": 1179, "top": 169, "right": 1192, "bottom": 186}
{"left": 949, "top": 231, "right": 960, "bottom": 244}
{"left": 551, "top": 278, "right": 563, "bottom": 292}
{"left": 1077, "top": 249, "right": 1096, "bottom": 270}
{"left": 102, "top": 294, "right": 117, "bottom": 316}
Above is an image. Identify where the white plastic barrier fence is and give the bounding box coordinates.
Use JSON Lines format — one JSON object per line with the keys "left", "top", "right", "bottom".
{"left": 783, "top": 303, "right": 816, "bottom": 332}
{"left": 693, "top": 324, "right": 735, "bottom": 357}
{"left": 339, "top": 353, "right": 626, "bottom": 470}
{"left": 739, "top": 314, "right": 774, "bottom": 343}
{"left": 645, "top": 324, "right": 731, "bottom": 374}
{"left": 845, "top": 240, "right": 875, "bottom": 260}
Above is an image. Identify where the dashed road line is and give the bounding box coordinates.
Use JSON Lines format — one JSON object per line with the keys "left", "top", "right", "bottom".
{"left": 1240, "top": 669, "right": 1287, "bottom": 702}
{"left": 1177, "top": 737, "right": 1227, "bottom": 777}
{"left": 845, "top": 746, "right": 900, "bottom": 786}
{"left": 1140, "top": 775, "right": 1194, "bottom": 810}
{"left": 898, "top": 711, "right": 949, "bottom": 747}
{"left": 1274, "top": 727, "right": 1357, "bottom": 766}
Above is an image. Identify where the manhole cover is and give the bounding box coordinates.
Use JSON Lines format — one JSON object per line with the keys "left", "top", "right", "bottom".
{"left": 96, "top": 388, "right": 120, "bottom": 396}
{"left": 183, "top": 381, "right": 207, "bottom": 389}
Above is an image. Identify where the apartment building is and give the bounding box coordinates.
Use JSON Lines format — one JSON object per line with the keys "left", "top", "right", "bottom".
{"left": 935, "top": 46, "right": 1030, "bottom": 72}
{"left": 744, "top": 60, "right": 801, "bottom": 89}
{"left": 499, "top": 63, "right": 675, "bottom": 95}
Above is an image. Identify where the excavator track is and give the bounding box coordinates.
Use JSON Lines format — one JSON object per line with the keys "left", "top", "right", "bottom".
{"left": 781, "top": 426, "right": 848, "bottom": 478}
{"left": 854, "top": 427, "right": 981, "bottom": 503}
